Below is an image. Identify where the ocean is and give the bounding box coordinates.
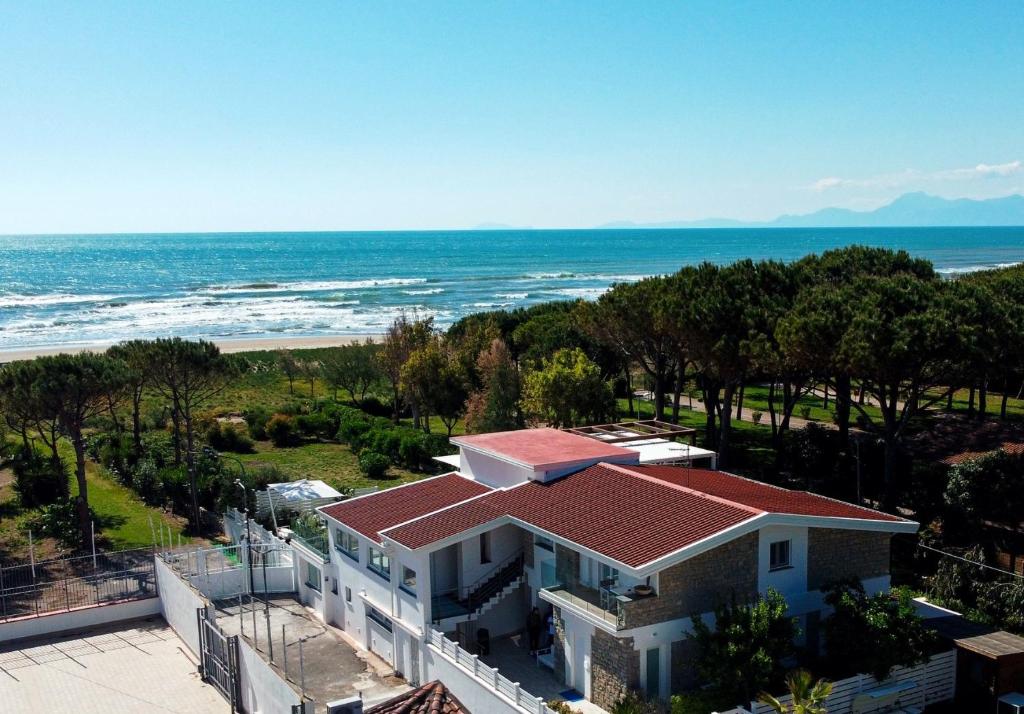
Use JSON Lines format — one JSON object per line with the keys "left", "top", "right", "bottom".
{"left": 1, "top": 227, "right": 1023, "bottom": 351}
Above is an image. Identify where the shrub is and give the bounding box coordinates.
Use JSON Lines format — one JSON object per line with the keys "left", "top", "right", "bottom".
{"left": 799, "top": 406, "right": 812, "bottom": 421}
{"left": 359, "top": 395, "right": 391, "bottom": 417}
{"left": 243, "top": 406, "right": 272, "bottom": 440}
{"left": 358, "top": 451, "right": 390, "bottom": 479}
{"left": 822, "top": 579, "right": 937, "bottom": 681}
{"left": 11, "top": 446, "right": 68, "bottom": 507}
{"left": 752, "top": 410, "right": 764, "bottom": 425}
{"left": 266, "top": 414, "right": 300, "bottom": 447}
{"left": 363, "top": 427, "right": 402, "bottom": 461}
{"left": 337, "top": 411, "right": 372, "bottom": 446}
{"left": 131, "top": 458, "right": 165, "bottom": 506}
{"left": 205, "top": 422, "right": 255, "bottom": 453}
{"left": 28, "top": 500, "right": 82, "bottom": 548}
{"left": 670, "top": 690, "right": 736, "bottom": 714}
{"left": 609, "top": 692, "right": 657, "bottom": 714}
{"left": 295, "top": 412, "right": 334, "bottom": 439}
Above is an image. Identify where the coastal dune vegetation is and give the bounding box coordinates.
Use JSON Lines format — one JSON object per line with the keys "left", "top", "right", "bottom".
{"left": 1, "top": 245, "right": 1023, "bottom": 635}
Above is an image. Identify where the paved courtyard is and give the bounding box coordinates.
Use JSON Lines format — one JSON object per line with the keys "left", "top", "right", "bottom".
{"left": 0, "top": 617, "right": 225, "bottom": 713}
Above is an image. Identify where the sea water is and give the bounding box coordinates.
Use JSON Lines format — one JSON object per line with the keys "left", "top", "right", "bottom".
{"left": 1, "top": 227, "right": 1022, "bottom": 350}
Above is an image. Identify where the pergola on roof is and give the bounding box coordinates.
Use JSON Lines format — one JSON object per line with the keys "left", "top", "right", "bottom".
{"left": 564, "top": 419, "right": 697, "bottom": 444}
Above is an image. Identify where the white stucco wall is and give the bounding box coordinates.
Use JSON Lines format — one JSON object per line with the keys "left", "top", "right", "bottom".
{"left": 155, "top": 556, "right": 207, "bottom": 655}
{"left": 237, "top": 635, "right": 302, "bottom": 714}
{"left": 757, "top": 524, "right": 809, "bottom": 599}
{"left": 459, "top": 448, "right": 532, "bottom": 488}
{"left": 0, "top": 596, "right": 162, "bottom": 644}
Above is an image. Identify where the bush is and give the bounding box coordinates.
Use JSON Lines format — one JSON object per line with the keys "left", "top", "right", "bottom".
{"left": 295, "top": 412, "right": 334, "bottom": 439}
{"left": 11, "top": 446, "right": 68, "bottom": 507}
{"left": 337, "top": 411, "right": 372, "bottom": 446}
{"left": 243, "top": 406, "right": 272, "bottom": 440}
{"left": 130, "top": 458, "right": 165, "bottom": 506}
{"left": 358, "top": 451, "right": 390, "bottom": 479}
{"left": 266, "top": 414, "right": 300, "bottom": 447}
{"left": 670, "top": 690, "right": 736, "bottom": 714}
{"left": 205, "top": 422, "right": 255, "bottom": 453}
{"left": 609, "top": 692, "right": 657, "bottom": 714}
{"left": 28, "top": 500, "right": 82, "bottom": 548}
{"left": 359, "top": 395, "right": 391, "bottom": 417}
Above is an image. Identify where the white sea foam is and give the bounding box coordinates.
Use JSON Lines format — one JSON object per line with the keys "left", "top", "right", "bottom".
{"left": 402, "top": 287, "right": 445, "bottom": 295}
{"left": 495, "top": 292, "right": 528, "bottom": 300}
{"left": 195, "top": 278, "right": 428, "bottom": 294}
{"left": 937, "top": 262, "right": 1021, "bottom": 275}
{"left": 0, "top": 293, "right": 125, "bottom": 308}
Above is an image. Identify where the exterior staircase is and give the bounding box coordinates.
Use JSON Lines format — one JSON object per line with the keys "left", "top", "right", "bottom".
{"left": 432, "top": 550, "right": 525, "bottom": 625}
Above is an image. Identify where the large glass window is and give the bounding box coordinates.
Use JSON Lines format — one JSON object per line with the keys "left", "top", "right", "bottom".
{"left": 368, "top": 546, "right": 391, "bottom": 580}
{"left": 401, "top": 566, "right": 417, "bottom": 596}
{"left": 368, "top": 606, "right": 393, "bottom": 632}
{"left": 769, "top": 540, "right": 792, "bottom": 571}
{"left": 335, "top": 529, "right": 359, "bottom": 561}
{"left": 535, "top": 535, "right": 554, "bottom": 552}
{"left": 305, "top": 561, "right": 322, "bottom": 592}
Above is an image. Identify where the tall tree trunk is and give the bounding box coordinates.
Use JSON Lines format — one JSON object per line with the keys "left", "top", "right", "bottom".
{"left": 947, "top": 389, "right": 954, "bottom": 411}
{"left": 72, "top": 431, "right": 90, "bottom": 549}
{"left": 835, "top": 374, "right": 851, "bottom": 453}
{"left": 653, "top": 357, "right": 666, "bottom": 421}
{"left": 701, "top": 377, "right": 719, "bottom": 451}
{"left": 171, "top": 404, "right": 182, "bottom": 465}
{"left": 718, "top": 384, "right": 736, "bottom": 468}
{"left": 735, "top": 379, "right": 745, "bottom": 421}
{"left": 131, "top": 389, "right": 143, "bottom": 452}
{"left": 767, "top": 380, "right": 779, "bottom": 441}
{"left": 184, "top": 406, "right": 201, "bottom": 533}
{"left": 1001, "top": 391, "right": 1010, "bottom": 419}
{"left": 624, "top": 367, "right": 634, "bottom": 417}
{"left": 967, "top": 386, "right": 975, "bottom": 416}
{"left": 671, "top": 362, "right": 683, "bottom": 424}
{"left": 822, "top": 383, "right": 829, "bottom": 409}
{"left": 979, "top": 376, "right": 988, "bottom": 417}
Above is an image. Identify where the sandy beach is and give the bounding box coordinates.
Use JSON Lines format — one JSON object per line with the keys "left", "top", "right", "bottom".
{"left": 0, "top": 334, "right": 385, "bottom": 363}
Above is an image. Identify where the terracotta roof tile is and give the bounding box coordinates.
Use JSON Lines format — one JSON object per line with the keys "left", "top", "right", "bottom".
{"left": 632, "top": 465, "right": 908, "bottom": 523}
{"left": 383, "top": 463, "right": 911, "bottom": 568}
{"left": 320, "top": 474, "right": 492, "bottom": 543}
{"left": 451, "top": 427, "right": 635, "bottom": 468}
{"left": 365, "top": 680, "right": 470, "bottom": 714}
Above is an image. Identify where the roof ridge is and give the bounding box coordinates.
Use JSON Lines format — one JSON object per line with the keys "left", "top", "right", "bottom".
{"left": 634, "top": 464, "right": 906, "bottom": 523}
{"left": 379, "top": 488, "right": 506, "bottom": 540}
{"left": 600, "top": 462, "right": 765, "bottom": 516}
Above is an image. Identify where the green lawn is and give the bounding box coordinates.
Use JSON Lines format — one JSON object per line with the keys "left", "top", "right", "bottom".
{"left": 225, "top": 440, "right": 423, "bottom": 493}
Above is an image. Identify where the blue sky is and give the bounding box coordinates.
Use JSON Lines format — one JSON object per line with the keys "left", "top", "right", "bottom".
{"left": 1, "top": 1, "right": 1022, "bottom": 232}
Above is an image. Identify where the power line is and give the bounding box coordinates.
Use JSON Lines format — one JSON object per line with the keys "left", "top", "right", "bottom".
{"left": 915, "top": 542, "right": 1024, "bottom": 581}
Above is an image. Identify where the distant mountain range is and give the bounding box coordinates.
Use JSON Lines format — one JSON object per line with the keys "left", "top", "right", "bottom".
{"left": 599, "top": 192, "right": 1024, "bottom": 229}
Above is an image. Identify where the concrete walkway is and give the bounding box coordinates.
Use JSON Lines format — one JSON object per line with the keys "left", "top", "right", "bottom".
{"left": 0, "top": 617, "right": 224, "bottom": 713}
{"left": 215, "top": 595, "right": 411, "bottom": 709}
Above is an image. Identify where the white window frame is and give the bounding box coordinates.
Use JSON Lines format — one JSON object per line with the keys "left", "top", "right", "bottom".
{"left": 769, "top": 539, "right": 792, "bottom": 571}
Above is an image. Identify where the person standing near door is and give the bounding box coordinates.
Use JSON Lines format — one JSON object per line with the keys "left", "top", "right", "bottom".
{"left": 527, "top": 607, "right": 542, "bottom": 654}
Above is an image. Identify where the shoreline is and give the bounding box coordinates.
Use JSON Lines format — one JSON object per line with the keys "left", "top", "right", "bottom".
{"left": 0, "top": 334, "right": 385, "bottom": 363}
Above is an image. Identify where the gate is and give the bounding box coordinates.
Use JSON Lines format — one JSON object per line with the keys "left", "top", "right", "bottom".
{"left": 197, "top": 606, "right": 241, "bottom": 711}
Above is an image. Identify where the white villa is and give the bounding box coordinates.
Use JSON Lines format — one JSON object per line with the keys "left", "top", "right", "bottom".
{"left": 286, "top": 426, "right": 917, "bottom": 711}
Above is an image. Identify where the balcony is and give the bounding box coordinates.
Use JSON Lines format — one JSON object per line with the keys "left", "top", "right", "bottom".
{"left": 540, "top": 581, "right": 656, "bottom": 632}
{"left": 288, "top": 514, "right": 331, "bottom": 563}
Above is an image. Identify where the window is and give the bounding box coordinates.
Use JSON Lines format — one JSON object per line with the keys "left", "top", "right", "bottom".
{"left": 769, "top": 540, "right": 791, "bottom": 571}
{"left": 305, "top": 561, "right": 322, "bottom": 592}
{"left": 335, "top": 529, "right": 359, "bottom": 561}
{"left": 599, "top": 562, "right": 620, "bottom": 587}
{"left": 480, "top": 532, "right": 492, "bottom": 564}
{"left": 345, "top": 586, "right": 352, "bottom": 603}
{"left": 401, "top": 566, "right": 417, "bottom": 596}
{"left": 535, "top": 535, "right": 554, "bottom": 552}
{"left": 368, "top": 546, "right": 391, "bottom": 580}
{"left": 368, "top": 606, "right": 393, "bottom": 633}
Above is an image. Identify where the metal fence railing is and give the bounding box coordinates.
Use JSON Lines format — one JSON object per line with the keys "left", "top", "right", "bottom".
{"left": 0, "top": 547, "right": 156, "bottom": 622}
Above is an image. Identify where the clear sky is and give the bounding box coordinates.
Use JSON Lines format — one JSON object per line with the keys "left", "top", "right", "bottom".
{"left": 1, "top": 1, "right": 1022, "bottom": 233}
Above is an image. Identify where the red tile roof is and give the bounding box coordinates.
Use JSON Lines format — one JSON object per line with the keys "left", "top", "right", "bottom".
{"left": 365, "top": 680, "right": 469, "bottom": 714}
{"left": 384, "top": 463, "right": 759, "bottom": 567}
{"left": 383, "top": 463, "right": 911, "bottom": 568}
{"left": 320, "top": 474, "right": 492, "bottom": 543}
{"left": 632, "top": 465, "right": 908, "bottom": 523}
{"left": 451, "top": 427, "right": 636, "bottom": 468}
{"left": 941, "top": 442, "right": 1024, "bottom": 466}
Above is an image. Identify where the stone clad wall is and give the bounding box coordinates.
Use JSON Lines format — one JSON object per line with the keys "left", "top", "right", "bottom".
{"left": 590, "top": 630, "right": 640, "bottom": 710}
{"left": 806, "top": 529, "right": 891, "bottom": 590}
{"left": 555, "top": 544, "right": 580, "bottom": 589}
{"left": 552, "top": 606, "right": 567, "bottom": 683}
{"left": 523, "top": 530, "right": 535, "bottom": 568}
{"left": 624, "top": 532, "right": 759, "bottom": 629}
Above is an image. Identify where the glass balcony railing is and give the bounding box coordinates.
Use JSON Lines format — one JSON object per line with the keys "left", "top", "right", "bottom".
{"left": 541, "top": 582, "right": 628, "bottom": 629}
{"left": 289, "top": 516, "right": 330, "bottom": 562}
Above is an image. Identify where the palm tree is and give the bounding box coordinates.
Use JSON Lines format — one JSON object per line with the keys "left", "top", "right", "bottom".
{"left": 757, "top": 669, "right": 832, "bottom": 714}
